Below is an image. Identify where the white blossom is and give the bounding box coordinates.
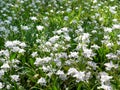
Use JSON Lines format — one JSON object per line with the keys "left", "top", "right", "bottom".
{"left": 10, "top": 75, "right": 19, "bottom": 82}
{"left": 37, "top": 77, "right": 46, "bottom": 86}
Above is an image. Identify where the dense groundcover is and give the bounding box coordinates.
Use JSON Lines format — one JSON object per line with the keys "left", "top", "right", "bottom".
{"left": 0, "top": 0, "right": 120, "bottom": 90}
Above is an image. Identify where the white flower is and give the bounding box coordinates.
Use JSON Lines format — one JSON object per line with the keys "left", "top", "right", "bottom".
{"left": 43, "top": 57, "right": 52, "bottom": 63}
{"left": 37, "top": 77, "right": 46, "bottom": 86}
{"left": 67, "top": 68, "right": 78, "bottom": 75}
{"left": 56, "top": 70, "right": 67, "bottom": 80}
{"left": 36, "top": 25, "right": 44, "bottom": 31}
{"left": 34, "top": 58, "right": 43, "bottom": 66}
{"left": 99, "top": 72, "right": 112, "bottom": 84}
{"left": 0, "top": 50, "right": 9, "bottom": 57}
{"left": 58, "top": 52, "right": 67, "bottom": 58}
{"left": 112, "top": 24, "right": 120, "bottom": 29}
{"left": 45, "top": 42, "right": 52, "bottom": 47}
{"left": 91, "top": 44, "right": 100, "bottom": 50}
{"left": 106, "top": 53, "right": 118, "bottom": 60}
{"left": 64, "top": 35, "right": 71, "bottom": 41}
{"left": 13, "top": 40, "right": 21, "bottom": 45}
{"left": 97, "top": 84, "right": 112, "bottom": 90}
{"left": 109, "top": 6, "right": 117, "bottom": 14}
{"left": 82, "top": 33, "right": 90, "bottom": 42}
{"left": 82, "top": 48, "right": 96, "bottom": 60}
{"left": 106, "top": 42, "right": 114, "bottom": 48}
{"left": 34, "top": 57, "right": 51, "bottom": 66}
{"left": 5, "top": 41, "right": 13, "bottom": 48}
{"left": 117, "top": 50, "right": 120, "bottom": 55}
{"left": 85, "top": 72, "right": 91, "bottom": 81}
{"left": 21, "top": 26, "right": 30, "bottom": 30}
{"left": 12, "top": 46, "right": 20, "bottom": 52}
{"left": 0, "top": 82, "right": 3, "bottom": 89}
{"left": 19, "top": 42, "right": 26, "bottom": 48}
{"left": 104, "top": 27, "right": 112, "bottom": 33}
{"left": 31, "top": 52, "right": 38, "bottom": 58}
{"left": 69, "top": 52, "right": 78, "bottom": 58}
{"left": 10, "top": 75, "right": 19, "bottom": 82}
{"left": 1, "top": 63, "right": 10, "bottom": 69}
{"left": 104, "top": 61, "right": 118, "bottom": 70}
{"left": 87, "top": 61, "right": 98, "bottom": 70}
{"left": 64, "top": 16, "right": 69, "bottom": 21}
{"left": 0, "top": 69, "right": 5, "bottom": 78}
{"left": 73, "top": 71, "right": 85, "bottom": 82}
{"left": 18, "top": 49, "right": 25, "bottom": 53}
{"left": 30, "top": 16, "right": 37, "bottom": 21}
{"left": 49, "top": 35, "right": 59, "bottom": 43}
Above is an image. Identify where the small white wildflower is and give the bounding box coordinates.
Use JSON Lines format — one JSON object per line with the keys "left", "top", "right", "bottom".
{"left": 11, "top": 59, "right": 20, "bottom": 64}
{"left": 82, "top": 33, "right": 90, "bottom": 42}
{"left": 54, "top": 58, "right": 62, "bottom": 66}
{"left": 73, "top": 71, "right": 85, "bottom": 82}
{"left": 37, "top": 77, "right": 46, "bottom": 86}
{"left": 65, "top": 60, "right": 71, "bottom": 65}
{"left": 93, "top": 0, "right": 97, "bottom": 3}
{"left": 5, "top": 41, "right": 13, "bottom": 48}
{"left": 69, "top": 52, "right": 78, "bottom": 58}
{"left": 1, "top": 63, "right": 10, "bottom": 69}
{"left": 36, "top": 25, "right": 44, "bottom": 31}
{"left": 0, "top": 82, "right": 3, "bottom": 89}
{"left": 31, "top": 52, "right": 38, "bottom": 58}
{"left": 64, "top": 16, "right": 69, "bottom": 21}
{"left": 66, "top": 8, "right": 72, "bottom": 12}
{"left": 67, "top": 68, "right": 78, "bottom": 75}
{"left": 45, "top": 42, "right": 52, "bottom": 47}
{"left": 87, "top": 61, "right": 98, "bottom": 70}
{"left": 112, "top": 24, "right": 120, "bottom": 29}
{"left": 104, "top": 61, "right": 118, "bottom": 70}
{"left": 0, "top": 69, "right": 5, "bottom": 78}
{"left": 47, "top": 72, "right": 53, "bottom": 77}
{"left": 85, "top": 72, "right": 91, "bottom": 81}
{"left": 117, "top": 50, "right": 120, "bottom": 55}
{"left": 12, "top": 46, "right": 20, "bottom": 52}
{"left": 10, "top": 75, "right": 19, "bottom": 82}
{"left": 117, "top": 41, "right": 120, "bottom": 45}
{"left": 104, "top": 27, "right": 113, "bottom": 33}
{"left": 6, "top": 84, "right": 11, "bottom": 89}
{"left": 56, "top": 70, "right": 67, "bottom": 81}
{"left": 58, "top": 52, "right": 67, "bottom": 59}
{"left": 109, "top": 6, "right": 117, "bottom": 14}
{"left": 19, "top": 42, "right": 26, "bottom": 48}
{"left": 21, "top": 26, "right": 30, "bottom": 31}
{"left": 1, "top": 50, "right": 9, "bottom": 57}
{"left": 91, "top": 44, "right": 100, "bottom": 50}
{"left": 64, "top": 35, "right": 71, "bottom": 41}
{"left": 30, "top": 16, "right": 37, "bottom": 21}
{"left": 43, "top": 57, "right": 51, "bottom": 63}
{"left": 99, "top": 72, "right": 112, "bottom": 84}
{"left": 97, "top": 84, "right": 112, "bottom": 90}
{"left": 91, "top": 30, "right": 97, "bottom": 33}
{"left": 106, "top": 42, "right": 114, "bottom": 48}
{"left": 106, "top": 53, "right": 118, "bottom": 60}
{"left": 83, "top": 48, "right": 96, "bottom": 60}
{"left": 34, "top": 58, "right": 43, "bottom": 66}
{"left": 49, "top": 35, "right": 59, "bottom": 43}
{"left": 103, "top": 35, "right": 110, "bottom": 40}
{"left": 18, "top": 49, "right": 25, "bottom": 53}
{"left": 13, "top": 40, "right": 21, "bottom": 45}
{"left": 42, "top": 65, "right": 51, "bottom": 72}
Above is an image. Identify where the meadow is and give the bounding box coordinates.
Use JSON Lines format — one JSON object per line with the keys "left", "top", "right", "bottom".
{"left": 0, "top": 0, "right": 120, "bottom": 90}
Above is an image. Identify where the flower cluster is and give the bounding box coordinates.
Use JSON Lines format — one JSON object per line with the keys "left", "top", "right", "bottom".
{"left": 0, "top": 0, "right": 120, "bottom": 90}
